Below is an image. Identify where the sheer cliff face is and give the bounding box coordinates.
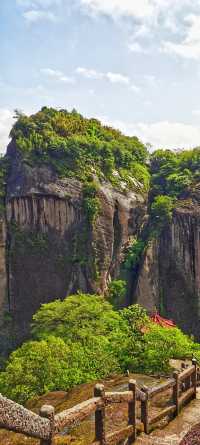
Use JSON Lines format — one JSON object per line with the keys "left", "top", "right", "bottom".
{"left": 3, "top": 148, "right": 200, "bottom": 350}
{"left": 1, "top": 150, "right": 146, "bottom": 349}
{"left": 135, "top": 191, "right": 200, "bottom": 338}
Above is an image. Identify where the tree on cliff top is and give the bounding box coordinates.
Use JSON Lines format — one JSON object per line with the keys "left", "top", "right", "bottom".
{"left": 150, "top": 148, "right": 200, "bottom": 200}
{"left": 9, "top": 107, "right": 150, "bottom": 191}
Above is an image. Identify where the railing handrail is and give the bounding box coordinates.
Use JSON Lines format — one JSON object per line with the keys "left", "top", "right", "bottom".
{"left": 0, "top": 394, "right": 51, "bottom": 440}
{"left": 55, "top": 396, "right": 103, "bottom": 432}
{"left": 179, "top": 365, "right": 195, "bottom": 381}
{"left": 0, "top": 361, "right": 197, "bottom": 445}
{"left": 148, "top": 378, "right": 175, "bottom": 398}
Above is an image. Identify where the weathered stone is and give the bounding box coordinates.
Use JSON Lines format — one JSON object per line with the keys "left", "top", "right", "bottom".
{"left": 0, "top": 145, "right": 147, "bottom": 349}
{"left": 134, "top": 188, "right": 200, "bottom": 339}
{"left": 0, "top": 394, "right": 50, "bottom": 439}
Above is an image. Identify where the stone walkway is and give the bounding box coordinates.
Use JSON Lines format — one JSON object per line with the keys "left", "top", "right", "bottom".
{"left": 135, "top": 389, "right": 200, "bottom": 445}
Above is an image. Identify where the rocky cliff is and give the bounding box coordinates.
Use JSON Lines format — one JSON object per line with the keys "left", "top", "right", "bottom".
{"left": 0, "top": 143, "right": 147, "bottom": 354}
{"left": 2, "top": 108, "right": 200, "bottom": 355}
{"left": 134, "top": 188, "right": 200, "bottom": 338}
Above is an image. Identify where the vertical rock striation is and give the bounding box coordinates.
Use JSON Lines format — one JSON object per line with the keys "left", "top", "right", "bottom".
{"left": 0, "top": 150, "right": 146, "bottom": 349}
{"left": 0, "top": 218, "right": 10, "bottom": 357}
{"left": 134, "top": 192, "right": 200, "bottom": 338}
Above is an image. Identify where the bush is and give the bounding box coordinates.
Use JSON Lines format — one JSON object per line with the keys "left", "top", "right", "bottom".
{"left": 0, "top": 337, "right": 72, "bottom": 404}
{"left": 10, "top": 107, "right": 149, "bottom": 192}
{"left": 150, "top": 148, "right": 200, "bottom": 200}
{"left": 1, "top": 296, "right": 199, "bottom": 404}
{"left": 106, "top": 280, "right": 126, "bottom": 308}
{"left": 0, "top": 336, "right": 119, "bottom": 405}
{"left": 123, "top": 239, "right": 146, "bottom": 270}
{"left": 32, "top": 293, "right": 124, "bottom": 345}
{"left": 151, "top": 195, "right": 174, "bottom": 231}
{"left": 118, "top": 305, "right": 150, "bottom": 371}
{"left": 83, "top": 181, "right": 100, "bottom": 224}
{"left": 142, "top": 325, "right": 196, "bottom": 374}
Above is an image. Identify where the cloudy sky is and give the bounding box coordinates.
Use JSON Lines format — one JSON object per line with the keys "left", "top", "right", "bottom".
{"left": 1, "top": 1, "right": 200, "bottom": 152}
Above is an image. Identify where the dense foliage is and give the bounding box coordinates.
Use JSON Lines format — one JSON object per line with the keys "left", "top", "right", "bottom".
{"left": 0, "top": 296, "right": 199, "bottom": 404}
{"left": 123, "top": 238, "right": 146, "bottom": 270}
{"left": 150, "top": 195, "right": 174, "bottom": 235}
{"left": 0, "top": 335, "right": 119, "bottom": 405}
{"left": 31, "top": 293, "right": 125, "bottom": 345}
{"left": 150, "top": 148, "right": 200, "bottom": 200}
{"left": 10, "top": 108, "right": 150, "bottom": 192}
{"left": 146, "top": 148, "right": 200, "bottom": 234}
{"left": 106, "top": 280, "right": 127, "bottom": 308}
{"left": 82, "top": 180, "right": 100, "bottom": 224}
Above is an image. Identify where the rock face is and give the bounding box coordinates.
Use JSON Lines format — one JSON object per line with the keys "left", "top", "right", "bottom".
{"left": 2, "top": 145, "right": 200, "bottom": 351}
{"left": 0, "top": 147, "right": 147, "bottom": 351}
{"left": 134, "top": 239, "right": 160, "bottom": 313}
{"left": 0, "top": 218, "right": 10, "bottom": 357}
{"left": 134, "top": 189, "right": 200, "bottom": 338}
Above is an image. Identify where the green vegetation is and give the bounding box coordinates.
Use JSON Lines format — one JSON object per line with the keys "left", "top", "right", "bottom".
{"left": 150, "top": 148, "right": 200, "bottom": 200}
{"left": 0, "top": 335, "right": 119, "bottom": 405}
{"left": 10, "top": 107, "right": 149, "bottom": 192}
{"left": 123, "top": 238, "right": 146, "bottom": 270}
{"left": 0, "top": 296, "right": 199, "bottom": 404}
{"left": 147, "top": 148, "right": 200, "bottom": 234}
{"left": 142, "top": 324, "right": 195, "bottom": 374}
{"left": 31, "top": 293, "right": 124, "bottom": 344}
{"left": 83, "top": 180, "right": 100, "bottom": 224}
{"left": 1, "top": 109, "right": 200, "bottom": 406}
{"left": 10, "top": 224, "right": 49, "bottom": 256}
{"left": 150, "top": 195, "right": 174, "bottom": 234}
{"left": 151, "top": 195, "right": 174, "bottom": 223}
{"left": 106, "top": 279, "right": 127, "bottom": 308}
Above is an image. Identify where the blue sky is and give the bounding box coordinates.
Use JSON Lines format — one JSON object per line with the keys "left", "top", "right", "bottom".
{"left": 1, "top": 0, "right": 200, "bottom": 152}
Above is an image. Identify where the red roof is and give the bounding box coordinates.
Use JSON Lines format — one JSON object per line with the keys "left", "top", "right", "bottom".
{"left": 151, "top": 312, "right": 176, "bottom": 328}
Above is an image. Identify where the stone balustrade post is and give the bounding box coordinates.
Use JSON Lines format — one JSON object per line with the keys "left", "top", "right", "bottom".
{"left": 40, "top": 405, "right": 55, "bottom": 445}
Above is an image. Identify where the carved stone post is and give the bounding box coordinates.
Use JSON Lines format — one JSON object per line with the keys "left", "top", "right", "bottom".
{"left": 40, "top": 405, "right": 55, "bottom": 445}
{"left": 128, "top": 379, "right": 136, "bottom": 444}
{"left": 94, "top": 384, "right": 106, "bottom": 445}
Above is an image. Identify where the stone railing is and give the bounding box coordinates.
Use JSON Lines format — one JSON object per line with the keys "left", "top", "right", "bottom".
{"left": 0, "top": 359, "right": 197, "bottom": 445}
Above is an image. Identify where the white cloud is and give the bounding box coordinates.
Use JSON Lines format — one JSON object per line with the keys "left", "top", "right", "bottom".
{"left": 40, "top": 68, "right": 75, "bottom": 83}
{"left": 80, "top": 0, "right": 154, "bottom": 19}
{"left": 76, "top": 67, "right": 104, "bottom": 80}
{"left": 106, "top": 72, "right": 129, "bottom": 84}
{"left": 162, "top": 14, "right": 200, "bottom": 60}
{"left": 99, "top": 116, "right": 200, "bottom": 149}
{"left": 17, "top": 0, "right": 61, "bottom": 22}
{"left": 192, "top": 109, "right": 200, "bottom": 116}
{"left": 80, "top": 0, "right": 200, "bottom": 59}
{"left": 23, "top": 9, "right": 57, "bottom": 22}
{"left": 143, "top": 75, "right": 157, "bottom": 87}
{"left": 80, "top": 0, "right": 194, "bottom": 22}
{"left": 130, "top": 84, "right": 141, "bottom": 93}
{"left": 128, "top": 42, "right": 147, "bottom": 53}
{"left": 76, "top": 67, "right": 140, "bottom": 90}
{"left": 17, "top": 0, "right": 60, "bottom": 8}
{"left": 134, "top": 121, "right": 200, "bottom": 148}
{"left": 0, "top": 110, "right": 14, "bottom": 153}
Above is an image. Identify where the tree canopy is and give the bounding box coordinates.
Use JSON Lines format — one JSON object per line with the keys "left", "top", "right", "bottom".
{"left": 10, "top": 107, "right": 150, "bottom": 192}
{"left": 0, "top": 295, "right": 199, "bottom": 404}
